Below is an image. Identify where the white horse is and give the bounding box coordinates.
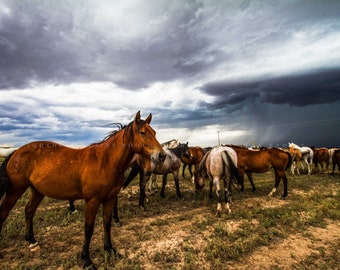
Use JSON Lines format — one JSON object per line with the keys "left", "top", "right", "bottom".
{"left": 161, "top": 139, "right": 179, "bottom": 150}
{"left": 195, "top": 146, "right": 242, "bottom": 217}
{"left": 288, "top": 142, "right": 314, "bottom": 175}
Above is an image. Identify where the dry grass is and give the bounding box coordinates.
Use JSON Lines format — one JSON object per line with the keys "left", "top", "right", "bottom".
{"left": 0, "top": 159, "right": 339, "bottom": 269}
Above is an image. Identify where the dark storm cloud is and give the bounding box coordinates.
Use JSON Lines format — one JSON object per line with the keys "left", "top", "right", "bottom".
{"left": 200, "top": 68, "right": 340, "bottom": 110}
{"left": 0, "top": 0, "right": 221, "bottom": 90}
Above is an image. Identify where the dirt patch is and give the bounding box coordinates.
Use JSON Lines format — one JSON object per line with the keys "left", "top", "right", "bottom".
{"left": 227, "top": 220, "right": 340, "bottom": 269}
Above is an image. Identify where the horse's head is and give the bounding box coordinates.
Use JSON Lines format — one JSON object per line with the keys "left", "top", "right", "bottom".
{"left": 129, "top": 111, "right": 165, "bottom": 165}
{"left": 183, "top": 145, "right": 192, "bottom": 160}
{"left": 194, "top": 171, "right": 205, "bottom": 192}
{"left": 177, "top": 142, "right": 189, "bottom": 157}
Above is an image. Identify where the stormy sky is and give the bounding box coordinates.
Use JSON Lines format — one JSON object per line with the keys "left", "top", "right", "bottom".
{"left": 0, "top": 0, "right": 340, "bottom": 148}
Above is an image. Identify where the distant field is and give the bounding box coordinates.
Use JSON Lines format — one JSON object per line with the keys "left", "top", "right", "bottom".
{"left": 0, "top": 158, "right": 339, "bottom": 269}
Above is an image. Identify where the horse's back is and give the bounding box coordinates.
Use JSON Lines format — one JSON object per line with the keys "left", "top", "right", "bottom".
{"left": 6, "top": 141, "right": 93, "bottom": 199}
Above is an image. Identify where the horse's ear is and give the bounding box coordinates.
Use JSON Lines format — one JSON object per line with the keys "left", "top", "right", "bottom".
{"left": 186, "top": 141, "right": 188, "bottom": 146}
{"left": 145, "top": 113, "right": 152, "bottom": 124}
{"left": 134, "top": 111, "right": 141, "bottom": 122}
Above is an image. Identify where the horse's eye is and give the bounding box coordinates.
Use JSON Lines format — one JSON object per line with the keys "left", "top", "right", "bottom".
{"left": 140, "top": 131, "right": 146, "bottom": 136}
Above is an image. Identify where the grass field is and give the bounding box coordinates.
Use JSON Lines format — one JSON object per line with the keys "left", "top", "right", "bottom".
{"left": 0, "top": 157, "right": 339, "bottom": 269}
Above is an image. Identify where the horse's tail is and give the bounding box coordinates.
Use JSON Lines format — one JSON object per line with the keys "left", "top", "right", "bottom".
{"left": 122, "top": 161, "right": 141, "bottom": 189}
{"left": 308, "top": 150, "right": 314, "bottom": 164}
{"left": 0, "top": 152, "right": 14, "bottom": 199}
{"left": 285, "top": 151, "right": 293, "bottom": 171}
{"left": 222, "top": 151, "right": 242, "bottom": 185}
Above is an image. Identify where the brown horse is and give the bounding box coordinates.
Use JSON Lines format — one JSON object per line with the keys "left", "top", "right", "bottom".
{"left": 181, "top": 146, "right": 209, "bottom": 180}
{"left": 228, "top": 145, "right": 292, "bottom": 199}
{"left": 289, "top": 147, "right": 303, "bottom": 175}
{"left": 0, "top": 111, "right": 165, "bottom": 269}
{"left": 311, "top": 147, "right": 329, "bottom": 173}
{"left": 332, "top": 149, "right": 340, "bottom": 175}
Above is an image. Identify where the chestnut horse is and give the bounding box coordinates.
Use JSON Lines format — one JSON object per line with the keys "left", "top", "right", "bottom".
{"left": 228, "top": 145, "right": 292, "bottom": 199}
{"left": 195, "top": 146, "right": 242, "bottom": 216}
{"left": 181, "top": 146, "right": 210, "bottom": 181}
{"left": 0, "top": 111, "right": 165, "bottom": 269}
{"left": 289, "top": 147, "right": 303, "bottom": 175}
{"left": 311, "top": 147, "right": 329, "bottom": 173}
{"left": 69, "top": 139, "right": 180, "bottom": 223}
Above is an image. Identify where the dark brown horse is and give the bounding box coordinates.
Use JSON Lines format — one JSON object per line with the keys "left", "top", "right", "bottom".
{"left": 181, "top": 146, "right": 209, "bottom": 180}
{"left": 332, "top": 149, "right": 340, "bottom": 175}
{"left": 311, "top": 147, "right": 329, "bottom": 173}
{"left": 227, "top": 145, "right": 292, "bottom": 199}
{"left": 0, "top": 111, "right": 165, "bottom": 269}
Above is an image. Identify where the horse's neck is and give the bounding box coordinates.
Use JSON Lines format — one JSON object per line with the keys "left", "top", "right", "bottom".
{"left": 170, "top": 147, "right": 185, "bottom": 159}
{"left": 97, "top": 130, "right": 135, "bottom": 172}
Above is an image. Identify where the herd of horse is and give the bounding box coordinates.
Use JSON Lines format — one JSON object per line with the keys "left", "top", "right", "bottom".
{"left": 0, "top": 111, "right": 339, "bottom": 269}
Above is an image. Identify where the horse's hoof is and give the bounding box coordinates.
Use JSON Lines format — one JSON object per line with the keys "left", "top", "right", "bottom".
{"left": 29, "top": 242, "right": 40, "bottom": 252}
{"left": 280, "top": 196, "right": 287, "bottom": 200}
{"left": 0, "top": 253, "right": 3, "bottom": 259}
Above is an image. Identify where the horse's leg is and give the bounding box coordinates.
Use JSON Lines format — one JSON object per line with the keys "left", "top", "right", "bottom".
{"left": 160, "top": 174, "right": 168, "bottom": 198}
{"left": 214, "top": 176, "right": 222, "bottom": 217}
{"left": 306, "top": 158, "right": 311, "bottom": 175}
{"left": 291, "top": 161, "right": 295, "bottom": 175}
{"left": 238, "top": 169, "right": 245, "bottom": 192}
{"left": 209, "top": 178, "right": 214, "bottom": 199}
{"left": 246, "top": 172, "right": 256, "bottom": 192}
{"left": 173, "top": 170, "right": 182, "bottom": 198}
{"left": 189, "top": 165, "right": 193, "bottom": 179}
{"left": 81, "top": 199, "right": 101, "bottom": 269}
{"left": 281, "top": 172, "right": 288, "bottom": 199}
{"left": 182, "top": 164, "right": 187, "bottom": 178}
{"left": 0, "top": 187, "right": 27, "bottom": 236}
{"left": 69, "top": 200, "right": 77, "bottom": 213}
{"left": 268, "top": 169, "right": 281, "bottom": 197}
{"left": 139, "top": 171, "right": 151, "bottom": 208}
{"left": 148, "top": 173, "right": 156, "bottom": 192}
{"left": 102, "top": 197, "right": 121, "bottom": 259}
{"left": 24, "top": 187, "right": 44, "bottom": 248}
{"left": 191, "top": 165, "right": 196, "bottom": 183}
{"left": 112, "top": 195, "right": 122, "bottom": 227}
{"left": 223, "top": 178, "right": 231, "bottom": 214}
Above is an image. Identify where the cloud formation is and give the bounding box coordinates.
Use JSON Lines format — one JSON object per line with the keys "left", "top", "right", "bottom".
{"left": 0, "top": 0, "right": 340, "bottom": 148}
